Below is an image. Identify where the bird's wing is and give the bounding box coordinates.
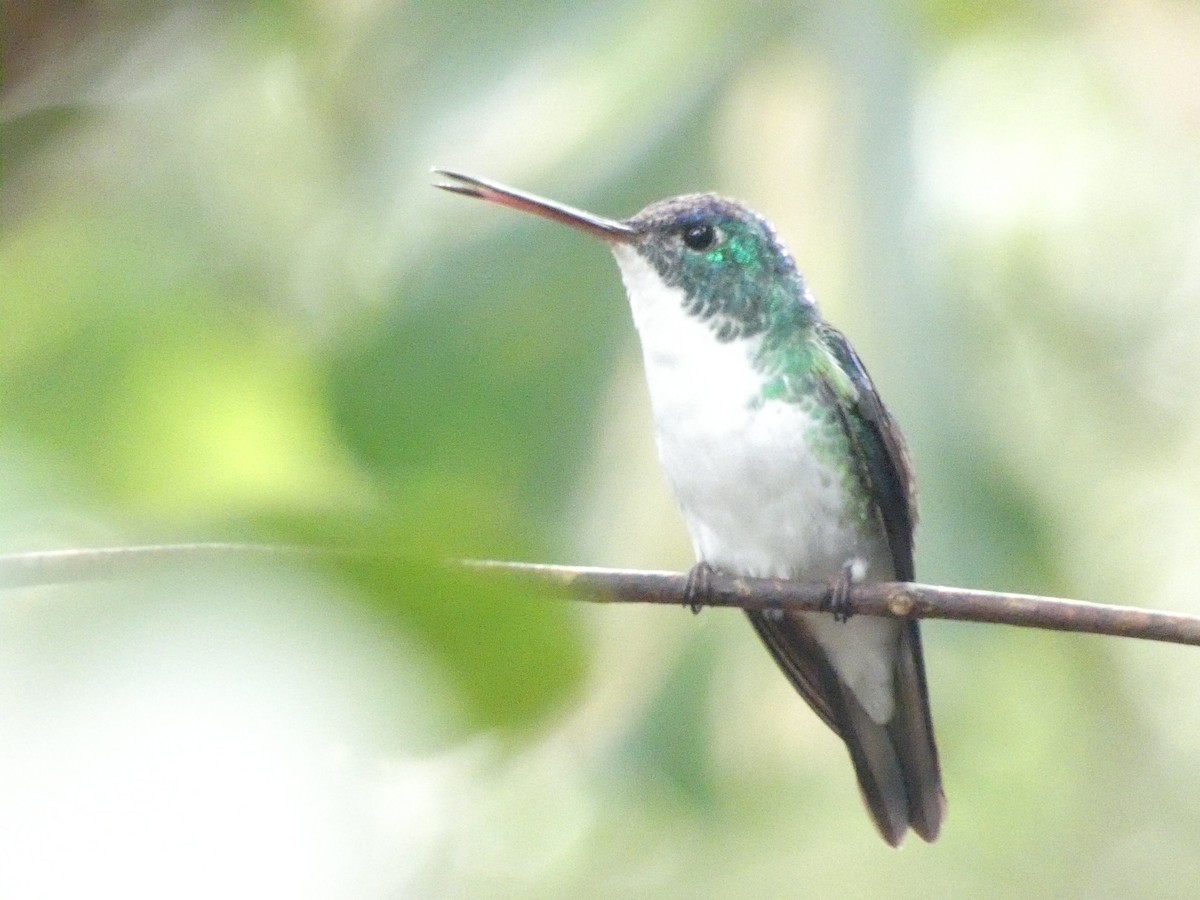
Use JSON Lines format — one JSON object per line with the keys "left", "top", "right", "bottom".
{"left": 746, "top": 323, "right": 944, "bottom": 845}
{"left": 814, "top": 322, "right": 916, "bottom": 581}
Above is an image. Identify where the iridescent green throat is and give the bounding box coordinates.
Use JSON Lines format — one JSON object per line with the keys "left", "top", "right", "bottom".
{"left": 635, "top": 213, "right": 816, "bottom": 341}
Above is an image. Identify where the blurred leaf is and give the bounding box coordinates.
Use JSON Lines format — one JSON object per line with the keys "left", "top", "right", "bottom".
{"left": 247, "top": 506, "right": 588, "bottom": 736}
{"left": 0, "top": 211, "right": 349, "bottom": 517}
{"left": 325, "top": 227, "right": 628, "bottom": 524}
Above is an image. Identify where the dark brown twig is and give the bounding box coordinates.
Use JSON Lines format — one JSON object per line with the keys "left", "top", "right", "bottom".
{"left": 1, "top": 545, "right": 1197, "bottom": 647}
{"left": 463, "top": 559, "right": 1200, "bottom": 647}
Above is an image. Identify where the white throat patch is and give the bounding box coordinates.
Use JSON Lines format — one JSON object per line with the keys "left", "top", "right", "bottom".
{"left": 610, "top": 244, "right": 763, "bottom": 411}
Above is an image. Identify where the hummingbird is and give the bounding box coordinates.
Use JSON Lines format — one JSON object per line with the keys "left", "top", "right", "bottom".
{"left": 433, "top": 169, "right": 945, "bottom": 845}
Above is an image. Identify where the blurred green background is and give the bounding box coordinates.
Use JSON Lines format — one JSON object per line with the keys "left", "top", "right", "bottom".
{"left": 4, "top": 0, "right": 1200, "bottom": 896}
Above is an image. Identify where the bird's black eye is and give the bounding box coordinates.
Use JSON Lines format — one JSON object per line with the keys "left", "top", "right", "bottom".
{"left": 682, "top": 222, "right": 717, "bottom": 251}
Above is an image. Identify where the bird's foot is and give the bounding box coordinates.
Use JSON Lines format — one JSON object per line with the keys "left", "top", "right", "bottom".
{"left": 683, "top": 561, "right": 715, "bottom": 615}
{"left": 826, "top": 560, "right": 863, "bottom": 623}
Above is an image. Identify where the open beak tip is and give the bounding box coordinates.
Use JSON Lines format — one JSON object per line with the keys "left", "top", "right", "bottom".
{"left": 430, "top": 167, "right": 482, "bottom": 193}
{"left": 430, "top": 167, "right": 634, "bottom": 242}
{"left": 433, "top": 182, "right": 482, "bottom": 199}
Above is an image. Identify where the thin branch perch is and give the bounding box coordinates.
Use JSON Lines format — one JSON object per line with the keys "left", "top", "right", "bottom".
{"left": 0, "top": 544, "right": 1197, "bottom": 647}
{"left": 0, "top": 543, "right": 316, "bottom": 589}
{"left": 465, "top": 559, "right": 1200, "bottom": 647}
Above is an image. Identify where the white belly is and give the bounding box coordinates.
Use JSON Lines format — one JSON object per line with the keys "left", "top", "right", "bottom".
{"left": 612, "top": 246, "right": 900, "bottom": 722}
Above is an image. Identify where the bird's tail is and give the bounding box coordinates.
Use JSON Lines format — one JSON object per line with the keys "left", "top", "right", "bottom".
{"left": 746, "top": 611, "right": 945, "bottom": 845}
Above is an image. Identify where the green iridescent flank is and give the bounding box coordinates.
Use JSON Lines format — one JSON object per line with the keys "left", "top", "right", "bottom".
{"left": 753, "top": 328, "right": 878, "bottom": 530}
{"left": 761, "top": 358, "right": 871, "bottom": 529}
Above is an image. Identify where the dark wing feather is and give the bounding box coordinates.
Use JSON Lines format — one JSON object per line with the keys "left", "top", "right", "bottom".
{"left": 746, "top": 609, "right": 911, "bottom": 844}
{"left": 815, "top": 323, "right": 917, "bottom": 581}
{"left": 745, "top": 611, "right": 840, "bottom": 736}
{"left": 748, "top": 324, "right": 945, "bottom": 845}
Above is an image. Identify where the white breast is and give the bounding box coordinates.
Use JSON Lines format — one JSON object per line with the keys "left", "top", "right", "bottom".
{"left": 611, "top": 245, "right": 900, "bottom": 723}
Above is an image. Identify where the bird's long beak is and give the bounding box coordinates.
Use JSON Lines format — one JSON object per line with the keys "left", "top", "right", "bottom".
{"left": 433, "top": 169, "right": 635, "bottom": 243}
